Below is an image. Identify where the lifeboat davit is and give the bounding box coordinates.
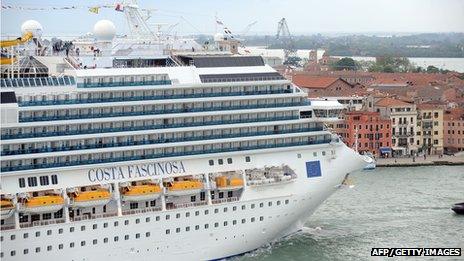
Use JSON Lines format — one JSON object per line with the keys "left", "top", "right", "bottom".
{"left": 122, "top": 184, "right": 162, "bottom": 202}
{"left": 1, "top": 199, "right": 15, "bottom": 219}
{"left": 167, "top": 180, "right": 203, "bottom": 196}
{"left": 216, "top": 176, "right": 244, "bottom": 191}
{"left": 22, "top": 195, "right": 64, "bottom": 214}
{"left": 71, "top": 189, "right": 111, "bottom": 208}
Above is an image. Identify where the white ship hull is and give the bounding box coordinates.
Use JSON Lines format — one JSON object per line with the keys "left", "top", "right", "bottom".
{"left": 0, "top": 143, "right": 367, "bottom": 261}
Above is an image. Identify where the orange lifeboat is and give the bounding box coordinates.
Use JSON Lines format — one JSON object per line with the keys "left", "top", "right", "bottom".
{"left": 216, "top": 176, "right": 244, "bottom": 191}
{"left": 122, "top": 184, "right": 162, "bottom": 202}
{"left": 70, "top": 189, "right": 111, "bottom": 208}
{"left": 22, "top": 195, "right": 64, "bottom": 214}
{"left": 166, "top": 180, "right": 203, "bottom": 196}
{"left": 1, "top": 198, "right": 15, "bottom": 219}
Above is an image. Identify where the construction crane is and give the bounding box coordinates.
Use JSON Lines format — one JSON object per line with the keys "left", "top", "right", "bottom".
{"left": 241, "top": 21, "right": 257, "bottom": 36}
{"left": 276, "top": 18, "right": 300, "bottom": 66}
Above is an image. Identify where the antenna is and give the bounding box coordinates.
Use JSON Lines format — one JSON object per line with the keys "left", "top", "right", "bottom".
{"left": 122, "top": 0, "right": 156, "bottom": 40}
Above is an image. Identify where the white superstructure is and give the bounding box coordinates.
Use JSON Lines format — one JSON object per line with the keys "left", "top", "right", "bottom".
{"left": 0, "top": 54, "right": 369, "bottom": 261}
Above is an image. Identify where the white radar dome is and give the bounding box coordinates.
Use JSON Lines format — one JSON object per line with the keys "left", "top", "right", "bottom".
{"left": 93, "top": 20, "right": 116, "bottom": 41}
{"left": 21, "top": 20, "right": 43, "bottom": 37}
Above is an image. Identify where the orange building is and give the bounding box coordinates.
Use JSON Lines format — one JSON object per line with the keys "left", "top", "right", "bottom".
{"left": 443, "top": 108, "right": 464, "bottom": 153}
{"left": 338, "top": 111, "right": 392, "bottom": 157}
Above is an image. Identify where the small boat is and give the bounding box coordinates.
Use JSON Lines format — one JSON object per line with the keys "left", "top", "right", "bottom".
{"left": 167, "top": 180, "right": 203, "bottom": 196}
{"left": 451, "top": 202, "right": 464, "bottom": 215}
{"left": 70, "top": 189, "right": 111, "bottom": 208}
{"left": 215, "top": 176, "right": 244, "bottom": 191}
{"left": 1, "top": 199, "right": 15, "bottom": 219}
{"left": 122, "top": 184, "right": 162, "bottom": 202}
{"left": 22, "top": 195, "right": 64, "bottom": 214}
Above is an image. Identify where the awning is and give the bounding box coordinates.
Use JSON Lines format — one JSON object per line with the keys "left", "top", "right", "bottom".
{"left": 379, "top": 147, "right": 392, "bottom": 154}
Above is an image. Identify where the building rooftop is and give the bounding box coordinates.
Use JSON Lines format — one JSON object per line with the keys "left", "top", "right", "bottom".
{"left": 375, "top": 97, "right": 413, "bottom": 107}
{"left": 292, "top": 75, "right": 342, "bottom": 89}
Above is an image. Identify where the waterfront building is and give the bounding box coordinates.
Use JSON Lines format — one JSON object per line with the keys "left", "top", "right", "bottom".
{"left": 416, "top": 103, "right": 444, "bottom": 155}
{"left": 374, "top": 97, "right": 418, "bottom": 156}
{"left": 336, "top": 111, "right": 392, "bottom": 157}
{"left": 443, "top": 108, "right": 464, "bottom": 153}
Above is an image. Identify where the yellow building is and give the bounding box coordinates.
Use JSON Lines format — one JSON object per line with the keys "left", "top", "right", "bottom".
{"left": 417, "top": 104, "right": 444, "bottom": 155}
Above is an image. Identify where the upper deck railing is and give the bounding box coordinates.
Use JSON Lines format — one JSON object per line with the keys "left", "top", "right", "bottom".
{"left": 0, "top": 76, "right": 75, "bottom": 88}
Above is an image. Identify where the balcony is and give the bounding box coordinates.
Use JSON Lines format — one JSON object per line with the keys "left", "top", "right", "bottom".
{"left": 18, "top": 102, "right": 306, "bottom": 122}
{"left": 2, "top": 115, "right": 299, "bottom": 140}
{"left": 1, "top": 139, "right": 333, "bottom": 172}
{"left": 1, "top": 127, "right": 324, "bottom": 156}
{"left": 19, "top": 89, "right": 293, "bottom": 107}
{"left": 393, "top": 132, "right": 414, "bottom": 137}
{"left": 76, "top": 79, "right": 172, "bottom": 88}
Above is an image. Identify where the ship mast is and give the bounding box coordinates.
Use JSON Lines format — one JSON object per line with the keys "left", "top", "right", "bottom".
{"left": 122, "top": 0, "right": 156, "bottom": 40}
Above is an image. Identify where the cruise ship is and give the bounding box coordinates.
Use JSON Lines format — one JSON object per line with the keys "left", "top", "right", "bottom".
{"left": 0, "top": 4, "right": 370, "bottom": 261}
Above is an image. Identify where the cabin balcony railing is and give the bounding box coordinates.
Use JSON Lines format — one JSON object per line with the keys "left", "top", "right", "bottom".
{"left": 212, "top": 197, "right": 239, "bottom": 204}
{"left": 77, "top": 80, "right": 172, "bottom": 88}
{"left": 166, "top": 201, "right": 208, "bottom": 210}
{"left": 19, "top": 90, "right": 293, "bottom": 107}
{"left": 121, "top": 206, "right": 162, "bottom": 215}
{"left": 1, "top": 115, "right": 300, "bottom": 140}
{"left": 18, "top": 102, "right": 305, "bottom": 122}
{"left": 19, "top": 218, "right": 66, "bottom": 229}
{"left": 1, "top": 139, "right": 333, "bottom": 172}
{"left": 71, "top": 213, "right": 118, "bottom": 222}
{"left": 1, "top": 127, "right": 323, "bottom": 156}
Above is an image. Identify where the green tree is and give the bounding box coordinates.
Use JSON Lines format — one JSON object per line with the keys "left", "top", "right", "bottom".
{"left": 332, "top": 57, "right": 357, "bottom": 71}
{"left": 368, "top": 56, "right": 415, "bottom": 73}
{"left": 426, "top": 65, "right": 440, "bottom": 73}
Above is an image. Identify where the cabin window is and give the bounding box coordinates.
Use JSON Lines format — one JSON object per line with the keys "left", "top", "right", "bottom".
{"left": 35, "top": 247, "right": 40, "bottom": 253}
{"left": 114, "top": 236, "right": 119, "bottom": 242}
{"left": 260, "top": 216, "right": 264, "bottom": 221}
{"left": 23, "top": 249, "right": 29, "bottom": 254}
{"left": 39, "top": 176, "right": 49, "bottom": 186}
{"left": 195, "top": 225, "right": 200, "bottom": 230}
{"left": 245, "top": 156, "right": 251, "bottom": 162}
{"left": 27, "top": 177, "right": 37, "bottom": 187}
{"left": 70, "top": 242, "right": 75, "bottom": 248}
{"left": 47, "top": 246, "right": 52, "bottom": 251}
{"left": 125, "top": 235, "right": 129, "bottom": 240}
{"left": 104, "top": 238, "right": 108, "bottom": 243}
{"left": 209, "top": 159, "right": 214, "bottom": 166}
{"left": 218, "top": 159, "right": 223, "bottom": 165}
{"left": 51, "top": 175, "right": 58, "bottom": 184}
{"left": 19, "top": 178, "right": 25, "bottom": 188}
{"left": 227, "top": 158, "right": 232, "bottom": 164}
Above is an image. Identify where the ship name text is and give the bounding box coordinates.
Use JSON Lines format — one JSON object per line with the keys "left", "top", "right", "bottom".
{"left": 87, "top": 161, "right": 186, "bottom": 182}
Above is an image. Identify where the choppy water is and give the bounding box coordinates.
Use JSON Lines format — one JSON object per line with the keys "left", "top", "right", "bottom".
{"left": 236, "top": 166, "right": 464, "bottom": 261}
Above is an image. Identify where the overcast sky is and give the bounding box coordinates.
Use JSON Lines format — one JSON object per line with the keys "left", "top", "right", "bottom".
{"left": 2, "top": 0, "right": 464, "bottom": 37}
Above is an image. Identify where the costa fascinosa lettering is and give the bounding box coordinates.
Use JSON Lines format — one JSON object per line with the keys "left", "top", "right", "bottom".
{"left": 87, "top": 161, "right": 186, "bottom": 182}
